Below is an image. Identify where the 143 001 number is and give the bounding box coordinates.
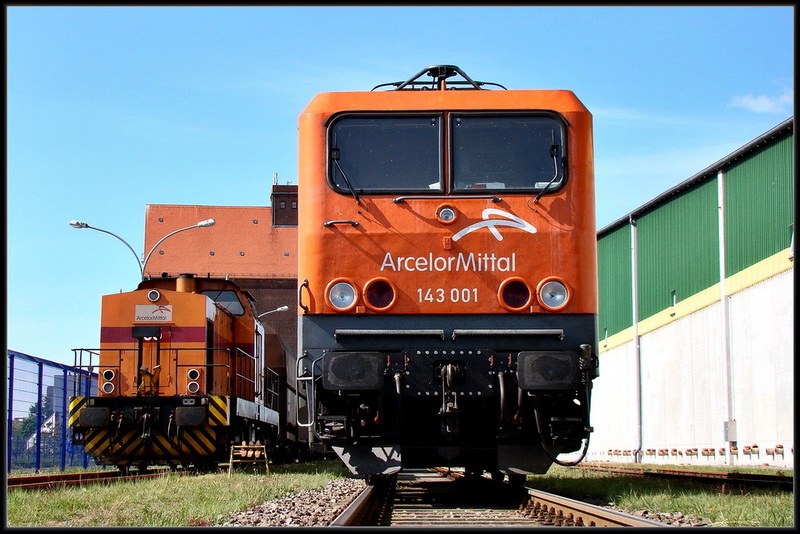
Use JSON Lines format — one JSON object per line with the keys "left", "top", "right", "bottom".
{"left": 417, "top": 288, "right": 479, "bottom": 303}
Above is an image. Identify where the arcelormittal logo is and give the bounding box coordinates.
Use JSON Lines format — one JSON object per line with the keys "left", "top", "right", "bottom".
{"left": 452, "top": 209, "right": 537, "bottom": 242}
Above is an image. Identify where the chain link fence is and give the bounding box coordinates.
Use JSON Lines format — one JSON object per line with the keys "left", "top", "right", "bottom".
{"left": 6, "top": 350, "right": 97, "bottom": 473}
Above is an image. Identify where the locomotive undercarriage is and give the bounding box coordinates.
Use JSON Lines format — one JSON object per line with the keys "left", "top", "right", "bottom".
{"left": 69, "top": 395, "right": 275, "bottom": 471}
{"left": 299, "top": 314, "right": 598, "bottom": 478}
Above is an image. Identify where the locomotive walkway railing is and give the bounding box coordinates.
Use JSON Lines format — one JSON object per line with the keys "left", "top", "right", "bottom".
{"left": 70, "top": 346, "right": 268, "bottom": 399}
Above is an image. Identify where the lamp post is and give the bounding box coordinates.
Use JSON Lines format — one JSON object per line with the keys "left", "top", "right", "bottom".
{"left": 69, "top": 220, "right": 144, "bottom": 279}
{"left": 69, "top": 218, "right": 216, "bottom": 280}
{"left": 141, "top": 219, "right": 215, "bottom": 278}
{"left": 258, "top": 305, "right": 289, "bottom": 319}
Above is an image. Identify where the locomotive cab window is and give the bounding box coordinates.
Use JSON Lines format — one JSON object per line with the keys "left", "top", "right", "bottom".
{"left": 201, "top": 290, "right": 245, "bottom": 316}
{"left": 451, "top": 114, "right": 566, "bottom": 193}
{"left": 328, "top": 115, "right": 442, "bottom": 193}
{"left": 327, "top": 113, "right": 566, "bottom": 196}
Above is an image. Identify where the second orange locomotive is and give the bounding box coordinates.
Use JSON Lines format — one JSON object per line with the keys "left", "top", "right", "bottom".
{"left": 297, "top": 66, "right": 599, "bottom": 482}
{"left": 69, "top": 274, "right": 306, "bottom": 471}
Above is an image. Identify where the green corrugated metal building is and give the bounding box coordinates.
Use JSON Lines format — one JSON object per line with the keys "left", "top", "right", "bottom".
{"left": 598, "top": 117, "right": 794, "bottom": 346}
{"left": 587, "top": 117, "right": 793, "bottom": 468}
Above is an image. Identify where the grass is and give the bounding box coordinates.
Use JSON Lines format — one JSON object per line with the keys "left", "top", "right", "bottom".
{"left": 5, "top": 460, "right": 794, "bottom": 527}
{"left": 5, "top": 460, "right": 351, "bottom": 527}
{"left": 527, "top": 463, "right": 795, "bottom": 527}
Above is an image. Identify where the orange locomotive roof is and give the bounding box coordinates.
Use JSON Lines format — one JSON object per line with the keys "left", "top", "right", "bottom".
{"left": 143, "top": 204, "right": 298, "bottom": 279}
{"left": 301, "top": 89, "right": 591, "bottom": 116}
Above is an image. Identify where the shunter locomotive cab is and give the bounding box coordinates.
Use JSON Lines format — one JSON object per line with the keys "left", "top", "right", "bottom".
{"left": 297, "top": 66, "right": 599, "bottom": 481}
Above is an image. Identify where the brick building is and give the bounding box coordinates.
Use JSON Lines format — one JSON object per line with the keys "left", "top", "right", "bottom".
{"left": 142, "top": 184, "right": 299, "bottom": 354}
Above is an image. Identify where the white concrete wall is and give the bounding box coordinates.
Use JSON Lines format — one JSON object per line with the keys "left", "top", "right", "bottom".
{"left": 726, "top": 268, "right": 794, "bottom": 467}
{"left": 583, "top": 342, "right": 639, "bottom": 461}
{"left": 580, "top": 268, "right": 793, "bottom": 468}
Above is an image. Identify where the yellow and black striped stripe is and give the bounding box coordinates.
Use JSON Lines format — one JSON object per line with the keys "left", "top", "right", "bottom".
{"left": 207, "top": 395, "right": 229, "bottom": 426}
{"left": 68, "top": 396, "right": 86, "bottom": 427}
{"left": 81, "top": 427, "right": 221, "bottom": 462}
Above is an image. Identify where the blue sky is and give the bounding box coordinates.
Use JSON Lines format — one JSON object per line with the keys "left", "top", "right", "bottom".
{"left": 6, "top": 6, "right": 794, "bottom": 366}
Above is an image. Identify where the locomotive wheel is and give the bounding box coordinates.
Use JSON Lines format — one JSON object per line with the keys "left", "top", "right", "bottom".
{"left": 464, "top": 468, "right": 483, "bottom": 479}
{"left": 193, "top": 461, "right": 218, "bottom": 473}
{"left": 507, "top": 473, "right": 527, "bottom": 486}
{"left": 490, "top": 469, "right": 504, "bottom": 483}
{"left": 365, "top": 474, "right": 388, "bottom": 486}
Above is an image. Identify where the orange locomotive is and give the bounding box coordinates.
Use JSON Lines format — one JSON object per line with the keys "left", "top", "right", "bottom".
{"left": 68, "top": 274, "right": 305, "bottom": 472}
{"left": 297, "top": 66, "right": 599, "bottom": 482}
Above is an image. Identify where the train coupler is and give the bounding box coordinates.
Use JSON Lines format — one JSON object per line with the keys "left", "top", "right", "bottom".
{"left": 549, "top": 417, "right": 589, "bottom": 441}
{"left": 436, "top": 362, "right": 463, "bottom": 436}
{"left": 317, "top": 415, "right": 350, "bottom": 440}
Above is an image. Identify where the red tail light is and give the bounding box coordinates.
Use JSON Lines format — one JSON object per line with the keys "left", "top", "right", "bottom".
{"left": 498, "top": 277, "right": 532, "bottom": 311}
{"left": 364, "top": 278, "right": 396, "bottom": 311}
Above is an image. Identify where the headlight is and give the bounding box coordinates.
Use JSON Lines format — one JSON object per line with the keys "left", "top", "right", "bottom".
{"left": 537, "top": 278, "right": 570, "bottom": 310}
{"left": 436, "top": 204, "right": 458, "bottom": 224}
{"left": 326, "top": 279, "right": 358, "bottom": 311}
{"left": 101, "top": 369, "right": 116, "bottom": 394}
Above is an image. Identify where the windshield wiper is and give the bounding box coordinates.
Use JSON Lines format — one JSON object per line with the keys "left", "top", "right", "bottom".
{"left": 331, "top": 148, "right": 361, "bottom": 205}
{"left": 534, "top": 133, "right": 562, "bottom": 203}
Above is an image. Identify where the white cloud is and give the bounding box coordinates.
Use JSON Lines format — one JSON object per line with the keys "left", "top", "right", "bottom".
{"left": 729, "top": 88, "right": 793, "bottom": 114}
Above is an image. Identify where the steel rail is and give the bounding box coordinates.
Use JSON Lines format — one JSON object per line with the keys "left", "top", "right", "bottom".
{"left": 576, "top": 464, "right": 793, "bottom": 490}
{"left": 331, "top": 468, "right": 668, "bottom": 527}
{"left": 329, "top": 484, "right": 380, "bottom": 526}
{"left": 7, "top": 469, "right": 175, "bottom": 491}
{"left": 523, "top": 487, "right": 669, "bottom": 527}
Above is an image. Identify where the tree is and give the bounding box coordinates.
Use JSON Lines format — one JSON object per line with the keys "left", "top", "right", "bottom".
{"left": 17, "top": 395, "right": 54, "bottom": 441}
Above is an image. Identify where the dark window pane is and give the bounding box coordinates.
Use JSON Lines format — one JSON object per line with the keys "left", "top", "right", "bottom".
{"left": 201, "top": 290, "right": 245, "bottom": 316}
{"left": 329, "top": 115, "right": 442, "bottom": 193}
{"left": 451, "top": 115, "right": 566, "bottom": 192}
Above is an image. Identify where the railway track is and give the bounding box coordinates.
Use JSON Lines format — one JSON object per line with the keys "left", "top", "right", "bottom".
{"left": 576, "top": 463, "right": 793, "bottom": 491}
{"left": 332, "top": 468, "right": 667, "bottom": 527}
{"left": 7, "top": 469, "right": 175, "bottom": 491}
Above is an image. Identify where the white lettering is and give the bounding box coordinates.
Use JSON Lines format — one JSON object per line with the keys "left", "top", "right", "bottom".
{"left": 134, "top": 304, "right": 173, "bottom": 322}
{"left": 380, "top": 252, "right": 397, "bottom": 271}
{"left": 380, "top": 252, "right": 517, "bottom": 273}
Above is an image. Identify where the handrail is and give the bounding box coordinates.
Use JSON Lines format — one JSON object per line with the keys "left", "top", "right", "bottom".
{"left": 298, "top": 279, "right": 310, "bottom": 313}
{"left": 264, "top": 367, "right": 281, "bottom": 412}
{"left": 295, "top": 353, "right": 314, "bottom": 429}
{"left": 393, "top": 194, "right": 502, "bottom": 203}
{"left": 71, "top": 346, "right": 239, "bottom": 397}
{"left": 71, "top": 345, "right": 274, "bottom": 407}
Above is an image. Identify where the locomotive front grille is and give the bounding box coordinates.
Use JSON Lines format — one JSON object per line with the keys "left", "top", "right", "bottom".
{"left": 322, "top": 352, "right": 385, "bottom": 390}
{"left": 517, "top": 351, "right": 581, "bottom": 390}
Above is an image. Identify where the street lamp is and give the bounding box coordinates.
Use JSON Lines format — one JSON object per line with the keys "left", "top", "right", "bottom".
{"left": 258, "top": 305, "right": 289, "bottom": 319}
{"left": 69, "top": 220, "right": 144, "bottom": 279}
{"left": 69, "top": 218, "right": 216, "bottom": 280}
{"left": 141, "top": 219, "right": 215, "bottom": 278}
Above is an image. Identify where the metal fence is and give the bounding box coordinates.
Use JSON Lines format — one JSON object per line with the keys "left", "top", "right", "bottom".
{"left": 6, "top": 350, "right": 97, "bottom": 473}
